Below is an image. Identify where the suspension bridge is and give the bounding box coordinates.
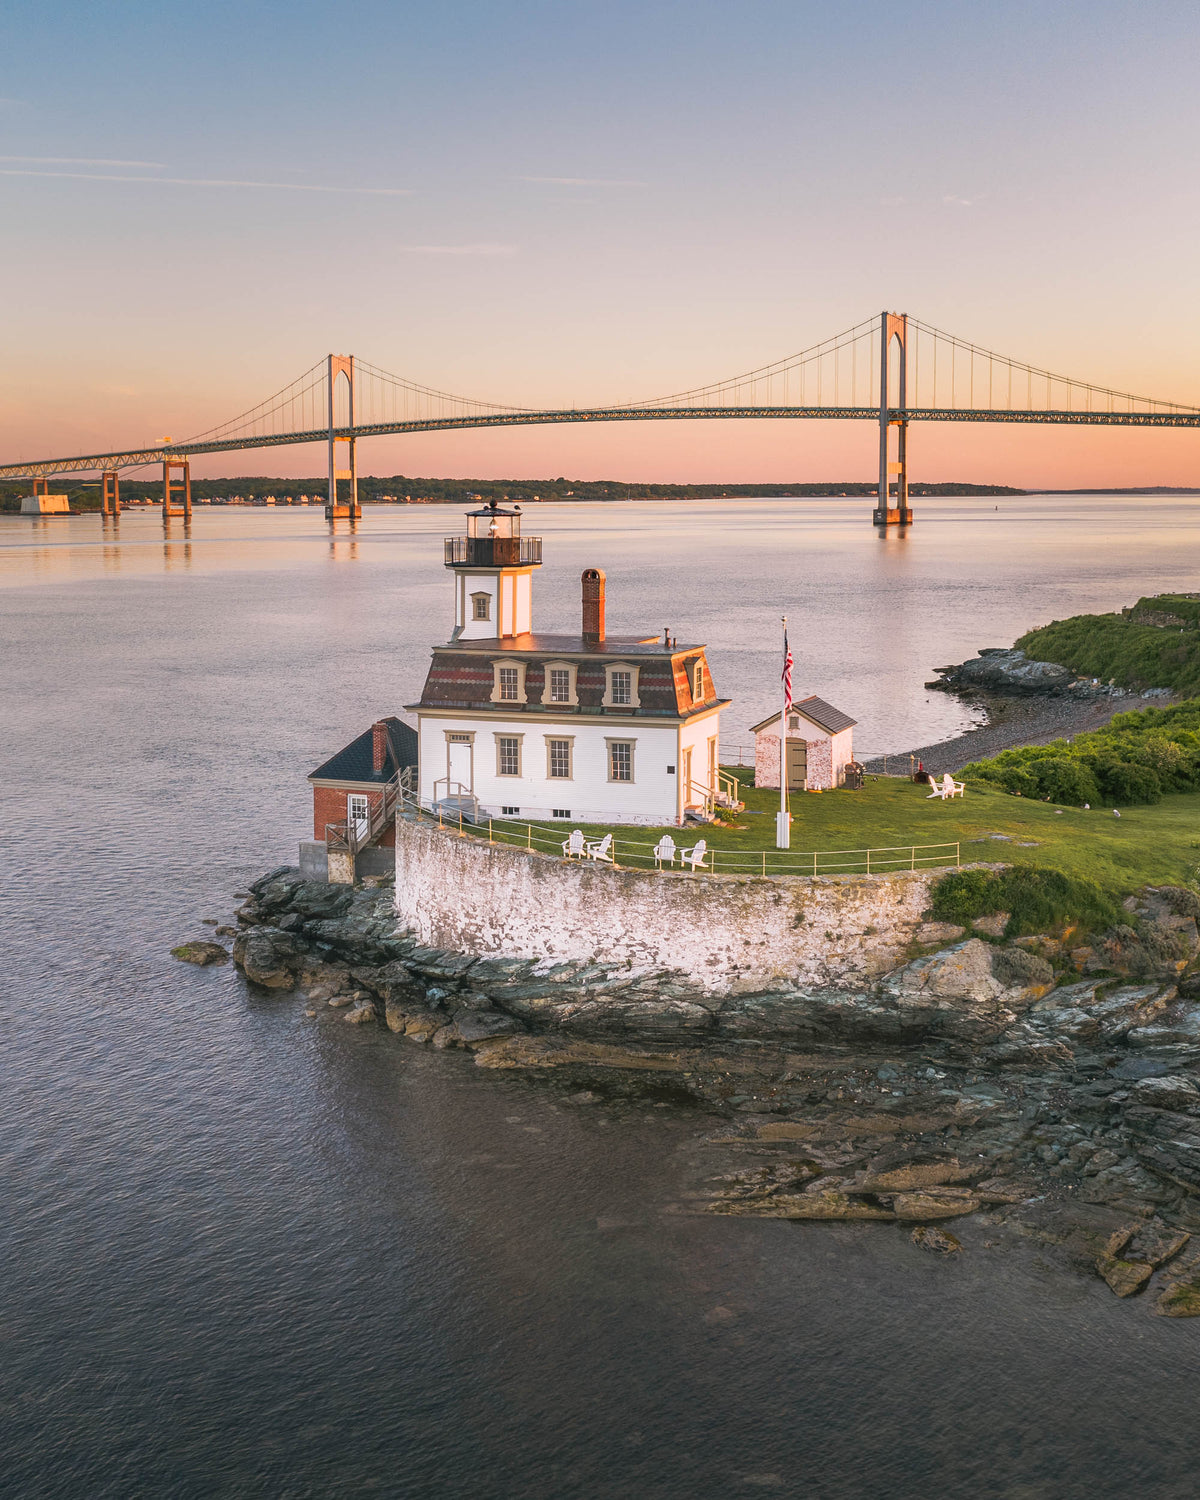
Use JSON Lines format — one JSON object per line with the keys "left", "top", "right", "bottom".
{"left": 4, "top": 312, "right": 1198, "bottom": 525}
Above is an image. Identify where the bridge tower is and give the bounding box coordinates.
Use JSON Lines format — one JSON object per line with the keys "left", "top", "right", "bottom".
{"left": 873, "top": 312, "right": 913, "bottom": 526}
{"left": 162, "top": 458, "right": 191, "bottom": 521}
{"left": 101, "top": 470, "right": 120, "bottom": 515}
{"left": 326, "top": 354, "right": 360, "bottom": 520}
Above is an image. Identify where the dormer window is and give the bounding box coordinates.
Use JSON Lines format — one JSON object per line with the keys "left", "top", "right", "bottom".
{"left": 471, "top": 592, "right": 491, "bottom": 621}
{"left": 544, "top": 661, "right": 578, "bottom": 705}
{"left": 603, "top": 663, "right": 640, "bottom": 709}
{"left": 491, "top": 660, "right": 528, "bottom": 705}
{"left": 692, "top": 660, "right": 705, "bottom": 702}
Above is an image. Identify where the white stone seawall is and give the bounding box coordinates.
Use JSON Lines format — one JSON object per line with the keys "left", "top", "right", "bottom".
{"left": 394, "top": 819, "right": 950, "bottom": 995}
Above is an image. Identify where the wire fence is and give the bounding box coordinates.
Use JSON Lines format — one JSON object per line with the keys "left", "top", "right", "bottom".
{"left": 412, "top": 799, "right": 959, "bottom": 877}
{"left": 721, "top": 744, "right": 916, "bottom": 778}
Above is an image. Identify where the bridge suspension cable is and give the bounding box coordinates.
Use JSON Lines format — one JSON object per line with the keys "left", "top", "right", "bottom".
{"left": 903, "top": 318, "right": 1199, "bottom": 417}
{"left": 619, "top": 316, "right": 881, "bottom": 412}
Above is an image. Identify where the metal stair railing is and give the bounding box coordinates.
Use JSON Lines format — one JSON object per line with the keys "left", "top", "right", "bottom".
{"left": 324, "top": 770, "right": 403, "bottom": 855}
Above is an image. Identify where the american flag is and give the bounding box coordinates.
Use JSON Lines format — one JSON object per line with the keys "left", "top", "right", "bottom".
{"left": 781, "top": 630, "right": 793, "bottom": 712}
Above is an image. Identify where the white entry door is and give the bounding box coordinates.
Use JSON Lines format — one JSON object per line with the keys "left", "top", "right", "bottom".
{"left": 448, "top": 735, "right": 473, "bottom": 793}
{"left": 347, "top": 794, "right": 371, "bottom": 842}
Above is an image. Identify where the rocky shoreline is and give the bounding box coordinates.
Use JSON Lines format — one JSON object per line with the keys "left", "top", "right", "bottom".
{"left": 191, "top": 865, "right": 1200, "bottom": 1312}
{"left": 864, "top": 647, "right": 1175, "bottom": 776}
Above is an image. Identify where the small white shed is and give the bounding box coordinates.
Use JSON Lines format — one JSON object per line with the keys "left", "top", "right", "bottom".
{"left": 752, "top": 695, "right": 857, "bottom": 791}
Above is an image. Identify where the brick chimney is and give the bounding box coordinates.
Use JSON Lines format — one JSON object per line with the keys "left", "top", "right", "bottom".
{"left": 582, "top": 568, "right": 606, "bottom": 645}
{"left": 372, "top": 720, "right": 390, "bottom": 775}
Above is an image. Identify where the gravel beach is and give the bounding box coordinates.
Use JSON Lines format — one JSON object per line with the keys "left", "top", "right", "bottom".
{"left": 865, "top": 691, "right": 1168, "bottom": 777}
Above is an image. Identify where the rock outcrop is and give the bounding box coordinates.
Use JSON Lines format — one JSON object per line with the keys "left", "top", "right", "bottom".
{"left": 227, "top": 865, "right": 1200, "bottom": 1304}
{"left": 927, "top": 648, "right": 1126, "bottom": 699}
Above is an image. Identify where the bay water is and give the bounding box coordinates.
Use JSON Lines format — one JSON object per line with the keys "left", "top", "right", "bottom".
{"left": 4, "top": 496, "right": 1200, "bottom": 1498}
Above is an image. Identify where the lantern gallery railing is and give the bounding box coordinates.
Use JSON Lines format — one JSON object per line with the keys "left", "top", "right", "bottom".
{"left": 443, "top": 535, "right": 543, "bottom": 568}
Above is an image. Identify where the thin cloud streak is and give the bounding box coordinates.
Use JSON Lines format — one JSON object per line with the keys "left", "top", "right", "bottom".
{"left": 0, "top": 169, "right": 411, "bottom": 195}
{"left": 398, "top": 243, "right": 516, "bottom": 255}
{"left": 0, "top": 154, "right": 167, "bottom": 167}
{"left": 520, "top": 175, "right": 646, "bottom": 187}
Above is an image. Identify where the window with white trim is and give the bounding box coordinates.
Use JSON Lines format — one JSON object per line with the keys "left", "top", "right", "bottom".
{"left": 607, "top": 739, "right": 634, "bottom": 782}
{"left": 548, "top": 667, "right": 572, "bottom": 703}
{"left": 491, "top": 660, "right": 528, "bottom": 705}
{"left": 693, "top": 660, "right": 704, "bottom": 701}
{"left": 547, "top": 738, "right": 573, "bottom": 779}
{"left": 603, "top": 663, "right": 640, "bottom": 708}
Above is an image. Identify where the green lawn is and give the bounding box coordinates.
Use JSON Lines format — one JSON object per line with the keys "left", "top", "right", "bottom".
{"left": 452, "top": 769, "right": 1200, "bottom": 894}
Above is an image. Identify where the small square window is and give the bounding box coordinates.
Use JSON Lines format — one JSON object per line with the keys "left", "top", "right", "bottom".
{"left": 667, "top": 764, "right": 676, "bottom": 775}
{"left": 609, "top": 741, "right": 633, "bottom": 782}
{"left": 610, "top": 670, "right": 632, "bottom": 706}
{"left": 501, "top": 805, "right": 519, "bottom": 815}
{"left": 548, "top": 667, "right": 572, "bottom": 703}
{"left": 497, "top": 736, "right": 521, "bottom": 775}
{"left": 552, "top": 808, "right": 571, "bottom": 818}
{"left": 498, "top": 666, "right": 520, "bottom": 701}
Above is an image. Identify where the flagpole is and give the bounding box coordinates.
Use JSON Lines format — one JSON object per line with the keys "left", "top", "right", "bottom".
{"left": 776, "top": 614, "right": 791, "bottom": 850}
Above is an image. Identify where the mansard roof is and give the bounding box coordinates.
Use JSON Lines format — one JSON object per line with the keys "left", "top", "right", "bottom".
{"left": 410, "top": 642, "right": 725, "bottom": 719}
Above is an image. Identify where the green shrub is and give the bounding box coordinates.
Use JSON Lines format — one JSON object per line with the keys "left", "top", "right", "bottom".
{"left": 1026, "top": 756, "right": 1099, "bottom": 806}
{"left": 929, "top": 867, "right": 1122, "bottom": 939}
{"left": 1092, "top": 759, "right": 1162, "bottom": 805}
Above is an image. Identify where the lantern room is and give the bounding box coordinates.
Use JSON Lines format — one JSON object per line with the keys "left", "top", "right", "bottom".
{"left": 444, "top": 501, "right": 543, "bottom": 641}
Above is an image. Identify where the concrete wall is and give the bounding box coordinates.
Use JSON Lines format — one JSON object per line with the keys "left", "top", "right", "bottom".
{"left": 20, "top": 494, "right": 69, "bottom": 515}
{"left": 393, "top": 817, "right": 946, "bottom": 994}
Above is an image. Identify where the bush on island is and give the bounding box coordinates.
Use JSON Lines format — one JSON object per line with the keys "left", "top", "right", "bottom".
{"left": 928, "top": 867, "right": 1122, "bottom": 940}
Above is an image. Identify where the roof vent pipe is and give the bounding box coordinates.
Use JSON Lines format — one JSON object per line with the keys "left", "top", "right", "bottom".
{"left": 582, "top": 568, "right": 606, "bottom": 646}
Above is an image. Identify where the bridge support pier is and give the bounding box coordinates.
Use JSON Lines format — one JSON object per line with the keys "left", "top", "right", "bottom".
{"left": 163, "top": 458, "right": 191, "bottom": 521}
{"left": 326, "top": 354, "right": 360, "bottom": 520}
{"left": 101, "top": 470, "right": 120, "bottom": 515}
{"left": 873, "top": 312, "right": 914, "bottom": 526}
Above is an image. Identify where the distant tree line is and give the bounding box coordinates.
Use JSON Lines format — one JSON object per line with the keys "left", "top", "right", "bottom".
{"left": 0, "top": 474, "right": 1025, "bottom": 512}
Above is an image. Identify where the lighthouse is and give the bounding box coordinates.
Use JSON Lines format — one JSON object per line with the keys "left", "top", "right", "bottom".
{"left": 444, "top": 499, "right": 543, "bottom": 641}
{"left": 410, "top": 503, "right": 730, "bottom": 826}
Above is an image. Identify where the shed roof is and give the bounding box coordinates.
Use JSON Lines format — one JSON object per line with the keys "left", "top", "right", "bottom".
{"left": 750, "top": 695, "right": 858, "bottom": 737}
{"left": 308, "top": 716, "right": 417, "bottom": 784}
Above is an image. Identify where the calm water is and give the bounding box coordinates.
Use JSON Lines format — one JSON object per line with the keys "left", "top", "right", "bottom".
{"left": 4, "top": 496, "right": 1200, "bottom": 1498}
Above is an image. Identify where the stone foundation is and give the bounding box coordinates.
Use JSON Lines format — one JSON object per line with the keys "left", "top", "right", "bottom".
{"left": 394, "top": 817, "right": 960, "bottom": 995}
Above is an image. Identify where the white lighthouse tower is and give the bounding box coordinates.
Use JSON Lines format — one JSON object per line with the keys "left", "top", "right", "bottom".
{"left": 411, "top": 503, "right": 729, "bottom": 825}
{"left": 445, "top": 500, "right": 542, "bottom": 641}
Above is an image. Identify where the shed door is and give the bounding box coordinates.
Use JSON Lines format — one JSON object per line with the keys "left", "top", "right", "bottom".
{"left": 786, "top": 740, "right": 807, "bottom": 791}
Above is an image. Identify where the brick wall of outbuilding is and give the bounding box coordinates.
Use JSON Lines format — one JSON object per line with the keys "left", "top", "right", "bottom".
{"left": 312, "top": 785, "right": 396, "bottom": 845}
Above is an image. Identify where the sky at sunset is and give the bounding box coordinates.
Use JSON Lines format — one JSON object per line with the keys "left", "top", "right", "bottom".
{"left": 3, "top": 0, "right": 1199, "bottom": 488}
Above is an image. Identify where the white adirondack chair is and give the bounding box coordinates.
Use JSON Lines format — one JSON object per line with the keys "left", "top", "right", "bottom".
{"left": 944, "top": 773, "right": 966, "bottom": 798}
{"left": 653, "top": 835, "right": 677, "bottom": 867}
{"left": 562, "top": 829, "right": 586, "bottom": 858}
{"left": 586, "top": 832, "right": 614, "bottom": 863}
{"left": 680, "top": 838, "right": 709, "bottom": 870}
